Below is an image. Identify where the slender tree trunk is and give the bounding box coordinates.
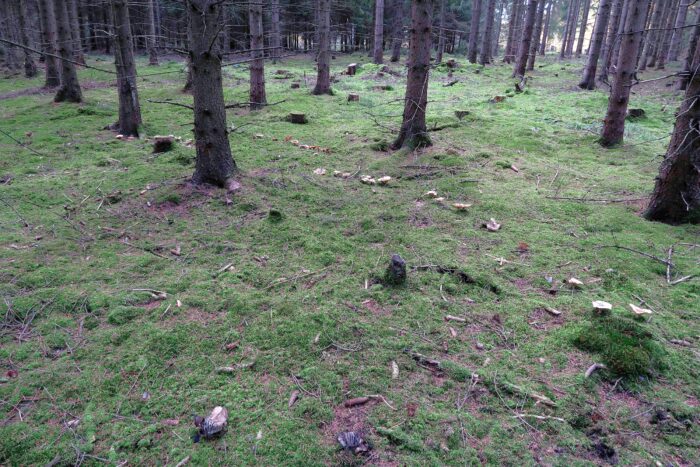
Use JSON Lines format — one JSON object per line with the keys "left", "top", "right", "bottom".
{"left": 566, "top": 0, "right": 581, "bottom": 56}
{"left": 504, "top": 0, "right": 521, "bottom": 62}
{"left": 649, "top": 0, "right": 674, "bottom": 67}
{"left": 436, "top": 0, "right": 447, "bottom": 62}
{"left": 187, "top": 0, "right": 237, "bottom": 187}
{"left": 640, "top": 0, "right": 666, "bottom": 71}
{"left": 38, "top": 0, "right": 60, "bottom": 87}
{"left": 644, "top": 39, "right": 700, "bottom": 223}
{"left": 313, "top": 0, "right": 331, "bottom": 94}
{"left": 579, "top": 0, "right": 612, "bottom": 89}
{"left": 539, "top": 0, "right": 552, "bottom": 54}
{"left": 271, "top": 0, "right": 281, "bottom": 63}
{"left": 468, "top": 0, "right": 483, "bottom": 62}
{"left": 390, "top": 0, "right": 404, "bottom": 61}
{"left": 513, "top": 0, "right": 538, "bottom": 77}
{"left": 393, "top": 0, "right": 433, "bottom": 150}
{"left": 526, "top": 0, "right": 545, "bottom": 69}
{"left": 67, "top": 0, "right": 84, "bottom": 65}
{"left": 146, "top": 0, "right": 158, "bottom": 65}
{"left": 667, "top": 0, "right": 689, "bottom": 62}
{"left": 17, "top": 0, "right": 38, "bottom": 77}
{"left": 600, "top": 0, "right": 651, "bottom": 147}
{"left": 248, "top": 0, "right": 266, "bottom": 109}
{"left": 481, "top": 0, "right": 498, "bottom": 64}
{"left": 678, "top": 7, "right": 700, "bottom": 90}
{"left": 560, "top": 0, "right": 575, "bottom": 58}
{"left": 493, "top": 0, "right": 504, "bottom": 57}
{"left": 656, "top": 0, "right": 680, "bottom": 68}
{"left": 111, "top": 0, "right": 141, "bottom": 136}
{"left": 597, "top": 0, "right": 623, "bottom": 82}
{"left": 575, "top": 0, "right": 591, "bottom": 57}
{"left": 53, "top": 0, "right": 82, "bottom": 102}
{"left": 373, "top": 0, "right": 385, "bottom": 63}
{"left": 0, "top": 0, "right": 21, "bottom": 71}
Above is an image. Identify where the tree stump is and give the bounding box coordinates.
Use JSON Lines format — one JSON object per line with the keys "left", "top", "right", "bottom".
{"left": 626, "top": 108, "right": 646, "bottom": 120}
{"left": 347, "top": 93, "right": 360, "bottom": 102}
{"left": 347, "top": 63, "right": 357, "bottom": 75}
{"left": 290, "top": 82, "right": 300, "bottom": 89}
{"left": 385, "top": 254, "right": 407, "bottom": 285}
{"left": 454, "top": 110, "right": 470, "bottom": 120}
{"left": 153, "top": 136, "right": 175, "bottom": 153}
{"left": 446, "top": 59, "right": 458, "bottom": 69}
{"left": 287, "top": 112, "right": 308, "bottom": 124}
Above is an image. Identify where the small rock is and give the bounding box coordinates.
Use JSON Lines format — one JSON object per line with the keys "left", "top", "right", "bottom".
{"left": 385, "top": 254, "right": 407, "bottom": 285}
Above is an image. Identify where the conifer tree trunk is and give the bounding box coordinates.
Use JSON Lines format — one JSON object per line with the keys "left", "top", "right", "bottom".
{"left": 468, "top": 0, "right": 483, "bottom": 63}
{"left": 513, "top": 0, "right": 538, "bottom": 77}
{"left": 146, "top": 0, "right": 159, "bottom": 65}
{"left": 38, "top": 0, "right": 61, "bottom": 87}
{"left": 644, "top": 39, "right": 700, "bottom": 223}
{"left": 67, "top": 0, "right": 85, "bottom": 65}
{"left": 640, "top": 0, "right": 666, "bottom": 71}
{"left": 539, "top": 0, "right": 552, "bottom": 54}
{"left": 575, "top": 0, "right": 591, "bottom": 57}
{"left": 526, "top": 0, "right": 546, "bottom": 69}
{"left": 504, "top": 0, "right": 521, "bottom": 62}
{"left": 648, "top": 0, "right": 673, "bottom": 67}
{"left": 271, "top": 0, "right": 281, "bottom": 64}
{"left": 597, "top": 0, "right": 623, "bottom": 82}
{"left": 187, "top": 0, "right": 237, "bottom": 188}
{"left": 53, "top": 0, "right": 82, "bottom": 103}
{"left": 393, "top": 0, "right": 433, "bottom": 150}
{"left": 249, "top": 0, "right": 266, "bottom": 109}
{"left": 17, "top": 0, "right": 38, "bottom": 78}
{"left": 313, "top": 0, "right": 332, "bottom": 94}
{"left": 566, "top": 0, "right": 581, "bottom": 56}
{"left": 667, "top": 0, "right": 689, "bottom": 62}
{"left": 111, "top": 0, "right": 141, "bottom": 136}
{"left": 481, "top": 0, "right": 498, "bottom": 64}
{"left": 373, "top": 0, "right": 385, "bottom": 63}
{"left": 656, "top": 0, "right": 680, "bottom": 69}
{"left": 600, "top": 0, "right": 650, "bottom": 147}
{"left": 436, "top": 0, "right": 447, "bottom": 63}
{"left": 678, "top": 7, "right": 700, "bottom": 90}
{"left": 493, "top": 0, "right": 504, "bottom": 57}
{"left": 390, "top": 0, "right": 404, "bottom": 61}
{"left": 560, "top": 0, "right": 576, "bottom": 58}
{"left": 579, "top": 0, "right": 612, "bottom": 89}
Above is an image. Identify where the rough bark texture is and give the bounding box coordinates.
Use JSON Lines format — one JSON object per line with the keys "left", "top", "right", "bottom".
{"left": 656, "top": 0, "right": 680, "bottom": 69}
{"left": 610, "top": 0, "right": 632, "bottom": 69}
{"left": 187, "top": 0, "right": 236, "bottom": 187}
{"left": 575, "top": 0, "right": 591, "bottom": 57}
{"left": 504, "top": 0, "right": 521, "bottom": 62}
{"left": 249, "top": 0, "right": 266, "bottom": 109}
{"left": 146, "top": 0, "right": 159, "bottom": 65}
{"left": 539, "top": 0, "right": 552, "bottom": 54}
{"left": 67, "top": 0, "right": 85, "bottom": 64}
{"left": 436, "top": 0, "right": 447, "bottom": 63}
{"left": 667, "top": 0, "right": 689, "bottom": 62}
{"left": 565, "top": 0, "right": 581, "bottom": 57}
{"left": 390, "top": 0, "right": 404, "bottom": 62}
{"left": 513, "top": 0, "right": 538, "bottom": 77}
{"left": 53, "top": 0, "right": 82, "bottom": 103}
{"left": 640, "top": 0, "right": 667, "bottom": 71}
{"left": 38, "top": 0, "right": 61, "bottom": 87}
{"left": 644, "top": 41, "right": 700, "bottom": 223}
{"left": 493, "top": 0, "right": 504, "bottom": 57}
{"left": 271, "top": 0, "right": 281, "bottom": 64}
{"left": 678, "top": 7, "right": 700, "bottom": 90}
{"left": 313, "top": 0, "right": 332, "bottom": 94}
{"left": 468, "top": 0, "right": 483, "bottom": 63}
{"left": 111, "top": 0, "right": 141, "bottom": 136}
{"left": 18, "top": 0, "right": 38, "bottom": 77}
{"left": 393, "top": 0, "right": 433, "bottom": 150}
{"left": 373, "top": 0, "right": 385, "bottom": 64}
{"left": 481, "top": 0, "right": 498, "bottom": 64}
{"left": 597, "top": 0, "right": 623, "bottom": 83}
{"left": 579, "top": 0, "right": 612, "bottom": 89}
{"left": 560, "top": 0, "right": 576, "bottom": 58}
{"left": 600, "top": 0, "right": 651, "bottom": 147}
{"left": 526, "top": 0, "right": 546, "bottom": 70}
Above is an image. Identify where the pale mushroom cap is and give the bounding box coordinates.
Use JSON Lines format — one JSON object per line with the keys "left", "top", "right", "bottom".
{"left": 592, "top": 300, "right": 613, "bottom": 310}
{"left": 629, "top": 303, "right": 652, "bottom": 315}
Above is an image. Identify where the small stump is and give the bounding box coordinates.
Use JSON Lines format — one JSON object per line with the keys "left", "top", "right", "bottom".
{"left": 153, "top": 136, "right": 175, "bottom": 153}
{"left": 489, "top": 95, "right": 506, "bottom": 103}
{"left": 454, "top": 110, "right": 470, "bottom": 120}
{"left": 347, "top": 93, "right": 360, "bottom": 102}
{"left": 385, "top": 254, "right": 407, "bottom": 286}
{"left": 347, "top": 63, "right": 357, "bottom": 75}
{"left": 626, "top": 108, "right": 646, "bottom": 120}
{"left": 287, "top": 112, "right": 308, "bottom": 124}
{"left": 290, "top": 82, "right": 301, "bottom": 89}
{"left": 446, "top": 59, "right": 458, "bottom": 69}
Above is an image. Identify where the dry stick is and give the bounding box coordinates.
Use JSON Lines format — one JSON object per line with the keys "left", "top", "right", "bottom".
{"left": 513, "top": 413, "right": 566, "bottom": 422}
{"left": 225, "top": 98, "right": 287, "bottom": 109}
{"left": 146, "top": 99, "right": 193, "bottom": 110}
{"left": 0, "top": 38, "right": 117, "bottom": 74}
{"left": 666, "top": 246, "right": 674, "bottom": 284}
{"left": 546, "top": 196, "right": 648, "bottom": 203}
{"left": 0, "top": 128, "right": 47, "bottom": 158}
{"left": 597, "top": 245, "right": 674, "bottom": 267}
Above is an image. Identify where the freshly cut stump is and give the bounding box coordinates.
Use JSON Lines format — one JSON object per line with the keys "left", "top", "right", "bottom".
{"left": 287, "top": 112, "right": 308, "bottom": 124}
{"left": 347, "top": 93, "right": 360, "bottom": 102}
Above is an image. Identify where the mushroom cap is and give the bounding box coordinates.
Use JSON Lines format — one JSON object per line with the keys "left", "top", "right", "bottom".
{"left": 592, "top": 300, "right": 613, "bottom": 310}
{"left": 629, "top": 303, "right": 652, "bottom": 315}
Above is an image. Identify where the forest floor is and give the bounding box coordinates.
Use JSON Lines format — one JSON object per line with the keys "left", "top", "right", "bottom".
{"left": 1, "top": 52, "right": 699, "bottom": 466}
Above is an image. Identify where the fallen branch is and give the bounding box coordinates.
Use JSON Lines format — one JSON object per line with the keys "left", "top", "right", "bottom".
{"left": 513, "top": 413, "right": 565, "bottom": 422}
{"left": 596, "top": 245, "right": 674, "bottom": 268}
{"left": 225, "top": 98, "right": 287, "bottom": 109}
{"left": 584, "top": 363, "right": 607, "bottom": 378}
{"left": 147, "top": 99, "right": 193, "bottom": 110}
{"left": 546, "top": 196, "right": 648, "bottom": 203}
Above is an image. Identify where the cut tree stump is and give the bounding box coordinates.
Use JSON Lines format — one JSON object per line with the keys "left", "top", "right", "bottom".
{"left": 290, "top": 82, "right": 300, "bottom": 89}
{"left": 385, "top": 254, "right": 407, "bottom": 285}
{"left": 153, "top": 136, "right": 175, "bottom": 153}
{"left": 454, "top": 110, "right": 470, "bottom": 120}
{"left": 347, "top": 63, "right": 357, "bottom": 75}
{"left": 446, "top": 59, "right": 458, "bottom": 69}
{"left": 287, "top": 112, "right": 308, "bottom": 124}
{"left": 347, "top": 93, "right": 360, "bottom": 102}
{"left": 626, "top": 108, "right": 646, "bottom": 120}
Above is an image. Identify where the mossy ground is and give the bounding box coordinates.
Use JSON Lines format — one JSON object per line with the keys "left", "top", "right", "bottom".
{"left": 1, "top": 52, "right": 699, "bottom": 465}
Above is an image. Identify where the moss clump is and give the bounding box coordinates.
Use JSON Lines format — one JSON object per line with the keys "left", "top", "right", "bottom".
{"left": 107, "top": 306, "right": 142, "bottom": 325}
{"left": 573, "top": 315, "right": 666, "bottom": 378}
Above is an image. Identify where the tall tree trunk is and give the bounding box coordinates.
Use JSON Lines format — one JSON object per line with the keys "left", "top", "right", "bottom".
{"left": 111, "top": 0, "right": 141, "bottom": 136}
{"left": 640, "top": 0, "right": 666, "bottom": 71}
{"left": 513, "top": 0, "right": 538, "bottom": 77}
{"left": 38, "top": 0, "right": 60, "bottom": 87}
{"left": 667, "top": 0, "right": 689, "bottom": 62}
{"left": 565, "top": 0, "right": 581, "bottom": 56}
{"left": 0, "top": 0, "right": 21, "bottom": 71}
{"left": 575, "top": 0, "right": 591, "bottom": 57}
{"left": 504, "top": 0, "right": 521, "bottom": 62}
{"left": 436, "top": 0, "right": 447, "bottom": 63}
{"left": 649, "top": 0, "right": 674, "bottom": 67}
{"left": 579, "top": 0, "right": 612, "bottom": 89}
{"left": 678, "top": 7, "right": 700, "bottom": 90}
{"left": 656, "top": 0, "right": 680, "bottom": 68}
{"left": 526, "top": 0, "right": 545, "bottom": 69}
{"left": 313, "top": 0, "right": 331, "bottom": 94}
{"left": 373, "top": 0, "right": 385, "bottom": 63}
{"left": 271, "top": 0, "right": 281, "bottom": 64}
{"left": 67, "top": 0, "right": 85, "bottom": 65}
{"left": 597, "top": 0, "right": 623, "bottom": 83}
{"left": 481, "top": 0, "right": 498, "bottom": 64}
{"left": 560, "top": 0, "right": 575, "bottom": 59}
{"left": 393, "top": 0, "right": 433, "bottom": 150}
{"left": 53, "top": 0, "right": 82, "bottom": 102}
{"left": 493, "top": 0, "right": 504, "bottom": 57}
{"left": 249, "top": 0, "right": 266, "bottom": 109}
{"left": 600, "top": 0, "right": 651, "bottom": 147}
{"left": 468, "top": 0, "right": 483, "bottom": 62}
{"left": 187, "top": 0, "right": 237, "bottom": 188}
{"left": 17, "top": 0, "right": 38, "bottom": 77}
{"left": 390, "top": 0, "right": 404, "bottom": 61}
{"left": 539, "top": 0, "right": 552, "bottom": 54}
{"left": 146, "top": 0, "right": 159, "bottom": 65}
{"left": 644, "top": 39, "right": 700, "bottom": 223}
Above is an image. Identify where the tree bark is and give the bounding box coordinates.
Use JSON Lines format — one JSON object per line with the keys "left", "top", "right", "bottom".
{"left": 436, "top": 0, "right": 447, "bottom": 63}
{"left": 678, "top": 7, "right": 700, "bottom": 90}
{"left": 560, "top": 0, "right": 576, "bottom": 59}
{"left": 526, "top": 0, "right": 546, "bottom": 70}
{"left": 578, "top": 0, "right": 612, "bottom": 89}
{"left": 248, "top": 0, "right": 266, "bottom": 109}
{"left": 600, "top": 0, "right": 651, "bottom": 147}
{"left": 393, "top": 0, "right": 433, "bottom": 150}
{"left": 38, "top": 0, "right": 60, "bottom": 87}
{"left": 271, "top": 0, "right": 281, "bottom": 64}
{"left": 493, "top": 0, "right": 504, "bottom": 57}
{"left": 597, "top": 0, "right": 623, "bottom": 83}
{"left": 644, "top": 40, "right": 700, "bottom": 223}
{"left": 513, "top": 0, "right": 538, "bottom": 77}
{"left": 656, "top": 0, "right": 680, "bottom": 69}
{"left": 373, "top": 0, "right": 385, "bottom": 63}
{"left": 67, "top": 0, "right": 85, "bottom": 65}
{"left": 566, "top": 0, "right": 581, "bottom": 57}
{"left": 649, "top": 0, "right": 674, "bottom": 68}
{"left": 575, "top": 0, "right": 591, "bottom": 57}
{"left": 468, "top": 0, "right": 483, "bottom": 63}
{"left": 539, "top": 0, "right": 552, "bottom": 54}
{"left": 390, "top": 0, "right": 405, "bottom": 61}
{"left": 503, "top": 0, "right": 521, "bottom": 62}
{"left": 481, "top": 0, "right": 498, "bottom": 64}
{"left": 17, "top": 0, "right": 38, "bottom": 77}
{"left": 53, "top": 0, "right": 82, "bottom": 102}
{"left": 667, "top": 0, "right": 689, "bottom": 62}
{"left": 640, "top": 0, "right": 666, "bottom": 71}
{"left": 146, "top": 0, "right": 159, "bottom": 65}
{"left": 187, "top": 0, "right": 237, "bottom": 187}
{"left": 111, "top": 0, "right": 141, "bottom": 137}
{"left": 313, "top": 0, "right": 332, "bottom": 94}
